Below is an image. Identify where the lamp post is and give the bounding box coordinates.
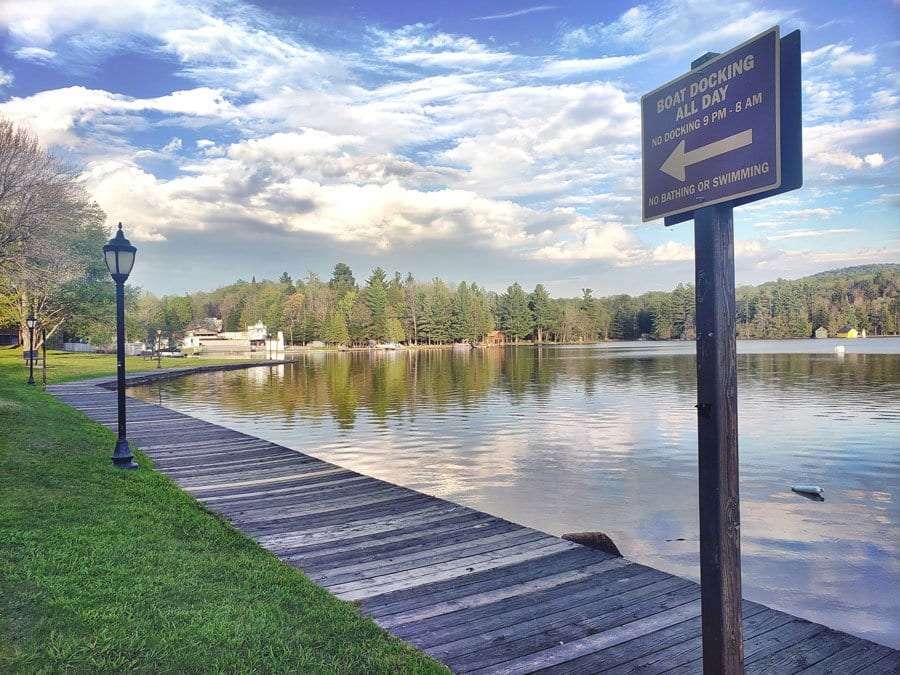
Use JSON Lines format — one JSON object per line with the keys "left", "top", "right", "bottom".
{"left": 26, "top": 311, "right": 37, "bottom": 385}
{"left": 103, "top": 222, "right": 138, "bottom": 470}
{"left": 156, "top": 329, "right": 162, "bottom": 368}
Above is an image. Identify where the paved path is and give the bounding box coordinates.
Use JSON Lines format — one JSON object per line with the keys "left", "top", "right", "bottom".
{"left": 49, "top": 367, "right": 900, "bottom": 674}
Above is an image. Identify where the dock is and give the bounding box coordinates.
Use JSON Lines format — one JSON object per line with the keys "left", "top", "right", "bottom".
{"left": 48, "top": 366, "right": 900, "bottom": 674}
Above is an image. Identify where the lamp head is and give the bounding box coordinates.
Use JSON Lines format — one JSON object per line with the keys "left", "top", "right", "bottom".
{"left": 26, "top": 313, "right": 37, "bottom": 329}
{"left": 103, "top": 222, "right": 137, "bottom": 282}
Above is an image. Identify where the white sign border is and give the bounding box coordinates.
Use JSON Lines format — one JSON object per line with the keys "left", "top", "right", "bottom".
{"left": 641, "top": 25, "right": 781, "bottom": 222}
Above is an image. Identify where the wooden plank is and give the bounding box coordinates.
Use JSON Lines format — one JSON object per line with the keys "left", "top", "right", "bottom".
{"left": 854, "top": 651, "right": 900, "bottom": 674}
{"left": 183, "top": 466, "right": 347, "bottom": 492}
{"left": 297, "top": 519, "right": 518, "bottom": 571}
{"left": 665, "top": 619, "right": 826, "bottom": 674}
{"left": 466, "top": 599, "right": 703, "bottom": 675}
{"left": 746, "top": 628, "right": 860, "bottom": 674}
{"left": 332, "top": 540, "right": 577, "bottom": 602}
{"left": 376, "top": 557, "right": 631, "bottom": 630}
{"left": 409, "top": 571, "right": 684, "bottom": 653}
{"left": 218, "top": 480, "right": 409, "bottom": 514}
{"left": 437, "top": 582, "right": 701, "bottom": 672}
{"left": 362, "top": 547, "right": 605, "bottom": 617}
{"left": 796, "top": 640, "right": 894, "bottom": 674}
{"left": 259, "top": 505, "right": 473, "bottom": 551}
{"left": 395, "top": 564, "right": 662, "bottom": 644}
{"left": 283, "top": 512, "right": 495, "bottom": 562}
{"left": 311, "top": 529, "right": 550, "bottom": 585}
{"left": 242, "top": 494, "right": 444, "bottom": 537}
{"left": 595, "top": 605, "right": 787, "bottom": 675}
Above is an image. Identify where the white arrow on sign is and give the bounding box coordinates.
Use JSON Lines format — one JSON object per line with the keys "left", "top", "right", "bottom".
{"left": 660, "top": 129, "right": 753, "bottom": 181}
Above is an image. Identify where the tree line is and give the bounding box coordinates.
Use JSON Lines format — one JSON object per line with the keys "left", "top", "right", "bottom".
{"left": 133, "top": 263, "right": 900, "bottom": 346}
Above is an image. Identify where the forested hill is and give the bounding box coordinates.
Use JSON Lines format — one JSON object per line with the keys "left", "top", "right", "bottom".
{"left": 120, "top": 262, "right": 899, "bottom": 346}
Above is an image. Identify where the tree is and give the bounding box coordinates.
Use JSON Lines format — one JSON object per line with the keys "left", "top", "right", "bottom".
{"left": 452, "top": 281, "right": 476, "bottom": 342}
{"left": 329, "top": 262, "right": 356, "bottom": 300}
{"left": 283, "top": 290, "right": 304, "bottom": 345}
{"left": 499, "top": 283, "right": 533, "bottom": 343}
{"left": 385, "top": 316, "right": 406, "bottom": 343}
{"left": 365, "top": 267, "right": 388, "bottom": 341}
{"left": 402, "top": 273, "right": 418, "bottom": 344}
{"left": 4, "top": 202, "right": 115, "bottom": 350}
{"left": 322, "top": 310, "right": 349, "bottom": 345}
{"left": 529, "top": 284, "right": 555, "bottom": 343}
{"left": 424, "top": 279, "right": 453, "bottom": 343}
{"left": 0, "top": 119, "right": 90, "bottom": 272}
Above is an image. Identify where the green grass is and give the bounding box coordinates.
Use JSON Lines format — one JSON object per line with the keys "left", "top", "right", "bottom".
{"left": 0, "top": 349, "right": 446, "bottom": 673}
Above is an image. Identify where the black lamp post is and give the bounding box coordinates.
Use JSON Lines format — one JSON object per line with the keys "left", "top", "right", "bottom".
{"left": 103, "top": 222, "right": 138, "bottom": 470}
{"left": 156, "top": 329, "right": 162, "bottom": 368}
{"left": 26, "top": 311, "right": 37, "bottom": 385}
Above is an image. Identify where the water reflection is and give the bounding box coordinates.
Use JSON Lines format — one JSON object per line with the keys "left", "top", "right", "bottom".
{"left": 131, "top": 339, "right": 900, "bottom": 648}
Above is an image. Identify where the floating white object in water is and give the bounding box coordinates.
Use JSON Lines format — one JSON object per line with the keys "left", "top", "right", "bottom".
{"left": 791, "top": 485, "right": 824, "bottom": 496}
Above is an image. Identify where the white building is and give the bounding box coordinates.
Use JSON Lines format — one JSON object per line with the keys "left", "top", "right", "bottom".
{"left": 181, "top": 321, "right": 278, "bottom": 353}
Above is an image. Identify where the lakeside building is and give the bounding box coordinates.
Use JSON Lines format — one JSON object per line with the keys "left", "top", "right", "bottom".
{"left": 483, "top": 330, "right": 508, "bottom": 346}
{"left": 814, "top": 326, "right": 829, "bottom": 339}
{"left": 181, "top": 321, "right": 284, "bottom": 354}
{"left": 835, "top": 325, "right": 859, "bottom": 339}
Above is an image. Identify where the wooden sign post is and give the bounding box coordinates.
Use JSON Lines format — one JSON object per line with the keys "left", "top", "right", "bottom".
{"left": 694, "top": 201, "right": 743, "bottom": 673}
{"left": 641, "top": 27, "right": 802, "bottom": 674}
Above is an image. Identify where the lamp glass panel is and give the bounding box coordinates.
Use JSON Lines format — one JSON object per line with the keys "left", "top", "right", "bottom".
{"left": 118, "top": 250, "right": 135, "bottom": 277}
{"left": 104, "top": 249, "right": 119, "bottom": 275}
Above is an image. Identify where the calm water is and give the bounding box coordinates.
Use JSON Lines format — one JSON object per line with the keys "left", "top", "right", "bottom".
{"left": 131, "top": 338, "right": 900, "bottom": 647}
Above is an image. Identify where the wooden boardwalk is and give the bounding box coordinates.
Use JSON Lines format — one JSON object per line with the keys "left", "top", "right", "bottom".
{"left": 49, "top": 367, "right": 900, "bottom": 674}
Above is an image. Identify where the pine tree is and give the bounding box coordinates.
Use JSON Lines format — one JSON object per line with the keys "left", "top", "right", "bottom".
{"left": 529, "top": 284, "right": 554, "bottom": 343}
{"left": 428, "top": 280, "right": 453, "bottom": 343}
{"left": 323, "top": 311, "right": 349, "bottom": 344}
{"left": 500, "top": 283, "right": 533, "bottom": 343}
{"left": 329, "top": 263, "right": 356, "bottom": 300}
{"left": 452, "top": 281, "right": 476, "bottom": 342}
{"left": 365, "top": 267, "right": 388, "bottom": 341}
{"left": 384, "top": 316, "right": 406, "bottom": 343}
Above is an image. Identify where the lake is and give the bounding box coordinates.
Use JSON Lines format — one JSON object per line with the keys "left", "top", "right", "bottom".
{"left": 130, "top": 338, "right": 900, "bottom": 648}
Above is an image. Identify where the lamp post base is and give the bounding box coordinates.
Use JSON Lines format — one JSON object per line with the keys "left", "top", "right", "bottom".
{"left": 112, "top": 438, "right": 139, "bottom": 470}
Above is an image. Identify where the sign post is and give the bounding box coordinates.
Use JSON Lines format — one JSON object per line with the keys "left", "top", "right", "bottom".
{"left": 641, "top": 26, "right": 802, "bottom": 674}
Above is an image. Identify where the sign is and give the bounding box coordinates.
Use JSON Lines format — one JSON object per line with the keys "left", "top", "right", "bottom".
{"left": 641, "top": 27, "right": 781, "bottom": 221}
{"left": 22, "top": 350, "right": 37, "bottom": 360}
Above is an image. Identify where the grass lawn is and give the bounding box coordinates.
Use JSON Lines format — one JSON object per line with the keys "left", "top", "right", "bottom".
{"left": 0, "top": 348, "right": 446, "bottom": 673}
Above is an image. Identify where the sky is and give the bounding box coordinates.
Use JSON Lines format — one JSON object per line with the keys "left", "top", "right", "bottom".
{"left": 0, "top": 0, "right": 898, "bottom": 297}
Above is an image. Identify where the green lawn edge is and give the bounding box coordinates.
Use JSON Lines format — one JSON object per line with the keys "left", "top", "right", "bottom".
{"left": 0, "top": 349, "right": 447, "bottom": 673}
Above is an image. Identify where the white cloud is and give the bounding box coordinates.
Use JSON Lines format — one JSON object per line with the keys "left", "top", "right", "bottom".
{"left": 652, "top": 241, "right": 693, "bottom": 262}
{"left": 802, "top": 44, "right": 875, "bottom": 72}
{"left": 559, "top": 1, "right": 785, "bottom": 61}
{"left": 804, "top": 116, "right": 900, "bottom": 174}
{"left": 0, "top": 68, "right": 12, "bottom": 88}
{"left": 531, "top": 220, "right": 646, "bottom": 264}
{"left": 864, "top": 153, "right": 885, "bottom": 168}
{"left": 374, "top": 25, "right": 516, "bottom": 70}
{"left": 767, "top": 228, "right": 858, "bottom": 241}
{"left": 14, "top": 46, "right": 56, "bottom": 61}
{"left": 161, "top": 137, "right": 183, "bottom": 153}
{"left": 472, "top": 5, "right": 557, "bottom": 21}
{"left": 0, "top": 86, "right": 236, "bottom": 146}
{"left": 780, "top": 207, "right": 841, "bottom": 220}
{"left": 536, "top": 55, "right": 645, "bottom": 78}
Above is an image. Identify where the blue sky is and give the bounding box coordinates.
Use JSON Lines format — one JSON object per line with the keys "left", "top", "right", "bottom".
{"left": 0, "top": 0, "right": 897, "bottom": 296}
